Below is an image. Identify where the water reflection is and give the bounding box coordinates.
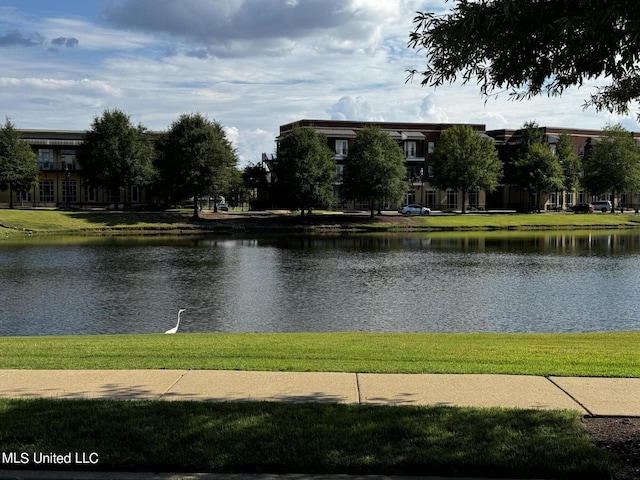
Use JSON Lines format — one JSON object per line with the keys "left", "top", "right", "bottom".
{"left": 2, "top": 231, "right": 640, "bottom": 336}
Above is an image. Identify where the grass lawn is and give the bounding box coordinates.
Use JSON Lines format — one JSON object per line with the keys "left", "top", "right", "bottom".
{"left": 2, "top": 208, "right": 640, "bottom": 237}
{"left": 1, "top": 332, "right": 639, "bottom": 377}
{"left": 0, "top": 333, "right": 635, "bottom": 478}
{"left": 0, "top": 399, "right": 619, "bottom": 478}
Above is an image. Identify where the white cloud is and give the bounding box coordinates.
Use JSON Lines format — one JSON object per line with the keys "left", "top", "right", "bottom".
{"left": 329, "top": 95, "right": 384, "bottom": 122}
{"left": 418, "top": 94, "right": 449, "bottom": 123}
{"left": 0, "top": 77, "right": 121, "bottom": 96}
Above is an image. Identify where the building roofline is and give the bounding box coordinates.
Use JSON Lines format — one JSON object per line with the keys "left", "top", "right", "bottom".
{"left": 280, "top": 119, "right": 487, "bottom": 134}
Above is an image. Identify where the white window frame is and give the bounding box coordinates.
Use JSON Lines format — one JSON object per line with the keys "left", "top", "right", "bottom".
{"left": 38, "top": 149, "right": 54, "bottom": 170}
{"left": 39, "top": 180, "right": 54, "bottom": 202}
{"left": 335, "top": 140, "right": 348, "bottom": 156}
{"left": 405, "top": 141, "right": 417, "bottom": 158}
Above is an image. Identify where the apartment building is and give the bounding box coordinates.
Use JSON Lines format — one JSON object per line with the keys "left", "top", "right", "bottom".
{"left": 278, "top": 119, "right": 490, "bottom": 211}
{"left": 276, "top": 120, "right": 640, "bottom": 212}
{"left": 0, "top": 130, "right": 148, "bottom": 208}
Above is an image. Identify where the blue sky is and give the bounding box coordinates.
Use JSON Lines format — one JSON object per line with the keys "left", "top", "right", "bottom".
{"left": 1, "top": 0, "right": 639, "bottom": 166}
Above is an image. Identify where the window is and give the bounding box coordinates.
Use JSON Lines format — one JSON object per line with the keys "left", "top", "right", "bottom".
{"left": 446, "top": 190, "right": 458, "bottom": 210}
{"left": 427, "top": 142, "right": 435, "bottom": 154}
{"left": 405, "top": 191, "right": 415, "bottom": 205}
{"left": 335, "top": 140, "right": 348, "bottom": 156}
{"left": 129, "top": 185, "right": 141, "bottom": 203}
{"left": 335, "top": 165, "right": 344, "bottom": 182}
{"left": 427, "top": 165, "right": 434, "bottom": 178}
{"left": 105, "top": 189, "right": 116, "bottom": 204}
{"left": 63, "top": 180, "right": 77, "bottom": 203}
{"left": 549, "top": 144, "right": 557, "bottom": 155}
{"left": 85, "top": 186, "right": 98, "bottom": 203}
{"left": 425, "top": 190, "right": 436, "bottom": 208}
{"left": 38, "top": 149, "right": 54, "bottom": 170}
{"left": 620, "top": 192, "right": 629, "bottom": 207}
{"left": 61, "top": 149, "right": 77, "bottom": 170}
{"left": 579, "top": 146, "right": 585, "bottom": 157}
{"left": 407, "top": 166, "right": 422, "bottom": 183}
{"left": 468, "top": 190, "right": 479, "bottom": 208}
{"left": 566, "top": 192, "right": 574, "bottom": 206}
{"left": 15, "top": 190, "right": 32, "bottom": 204}
{"left": 578, "top": 191, "right": 585, "bottom": 203}
{"left": 405, "top": 141, "right": 416, "bottom": 157}
{"left": 39, "top": 180, "right": 54, "bottom": 202}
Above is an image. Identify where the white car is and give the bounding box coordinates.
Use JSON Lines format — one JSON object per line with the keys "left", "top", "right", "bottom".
{"left": 591, "top": 200, "right": 612, "bottom": 212}
{"left": 400, "top": 204, "right": 431, "bottom": 215}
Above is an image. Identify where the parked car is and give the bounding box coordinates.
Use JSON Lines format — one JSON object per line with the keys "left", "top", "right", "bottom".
{"left": 399, "top": 204, "right": 431, "bottom": 215}
{"left": 592, "top": 200, "right": 612, "bottom": 212}
{"left": 217, "top": 203, "right": 229, "bottom": 212}
{"left": 570, "top": 203, "right": 594, "bottom": 214}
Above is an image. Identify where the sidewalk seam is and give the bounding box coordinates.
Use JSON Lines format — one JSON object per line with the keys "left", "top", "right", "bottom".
{"left": 157, "top": 370, "right": 190, "bottom": 400}
{"left": 355, "top": 373, "right": 362, "bottom": 404}
{"left": 545, "top": 376, "right": 594, "bottom": 416}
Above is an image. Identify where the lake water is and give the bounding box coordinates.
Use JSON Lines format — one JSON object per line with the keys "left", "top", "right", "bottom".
{"left": 2, "top": 231, "right": 640, "bottom": 336}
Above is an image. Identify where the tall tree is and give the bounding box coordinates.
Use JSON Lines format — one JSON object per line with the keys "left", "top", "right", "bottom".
{"left": 407, "top": 1, "right": 640, "bottom": 117}
{"left": 342, "top": 127, "right": 407, "bottom": 218}
{"left": 242, "top": 163, "right": 269, "bottom": 209}
{"left": 556, "top": 133, "right": 582, "bottom": 208}
{"left": 77, "top": 109, "right": 155, "bottom": 209}
{"left": 515, "top": 143, "right": 564, "bottom": 212}
{"left": 0, "top": 119, "right": 38, "bottom": 208}
{"left": 157, "top": 113, "right": 237, "bottom": 219}
{"left": 272, "top": 125, "right": 335, "bottom": 217}
{"left": 583, "top": 124, "right": 640, "bottom": 213}
{"left": 431, "top": 125, "right": 502, "bottom": 213}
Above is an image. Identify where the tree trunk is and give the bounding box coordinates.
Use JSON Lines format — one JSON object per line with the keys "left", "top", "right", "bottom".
{"left": 8, "top": 184, "right": 13, "bottom": 209}
{"left": 611, "top": 191, "right": 616, "bottom": 213}
{"left": 114, "top": 188, "right": 121, "bottom": 211}
{"left": 193, "top": 193, "right": 200, "bottom": 219}
{"left": 461, "top": 190, "right": 467, "bottom": 214}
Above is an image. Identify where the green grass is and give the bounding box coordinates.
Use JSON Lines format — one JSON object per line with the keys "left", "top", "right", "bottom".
{"left": 0, "top": 399, "right": 619, "bottom": 478}
{"left": 0, "top": 209, "right": 195, "bottom": 234}
{"left": 413, "top": 212, "right": 640, "bottom": 229}
{"left": 2, "top": 332, "right": 639, "bottom": 377}
{"left": 2, "top": 209, "right": 640, "bottom": 237}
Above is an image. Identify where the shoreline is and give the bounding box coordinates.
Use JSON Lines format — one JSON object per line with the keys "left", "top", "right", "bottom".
{"left": 3, "top": 208, "right": 640, "bottom": 237}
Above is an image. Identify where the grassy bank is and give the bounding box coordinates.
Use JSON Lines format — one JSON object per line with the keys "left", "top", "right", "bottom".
{"left": 0, "top": 399, "right": 618, "bottom": 479}
{"left": 2, "top": 332, "right": 639, "bottom": 377}
{"left": 2, "top": 208, "right": 640, "bottom": 237}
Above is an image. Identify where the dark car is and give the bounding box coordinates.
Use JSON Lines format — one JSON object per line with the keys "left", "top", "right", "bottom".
{"left": 570, "top": 203, "right": 594, "bottom": 213}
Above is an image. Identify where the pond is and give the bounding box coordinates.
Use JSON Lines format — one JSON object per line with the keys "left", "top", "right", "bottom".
{"left": 1, "top": 231, "right": 640, "bottom": 336}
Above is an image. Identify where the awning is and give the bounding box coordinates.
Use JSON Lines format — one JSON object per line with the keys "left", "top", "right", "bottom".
{"left": 313, "top": 128, "right": 357, "bottom": 138}
{"left": 25, "top": 139, "right": 84, "bottom": 146}
{"left": 401, "top": 131, "right": 426, "bottom": 140}
{"left": 383, "top": 130, "right": 402, "bottom": 140}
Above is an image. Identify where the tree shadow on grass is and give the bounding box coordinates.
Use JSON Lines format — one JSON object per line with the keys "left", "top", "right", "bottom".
{"left": 0, "top": 399, "right": 619, "bottom": 478}
{"left": 65, "top": 211, "right": 407, "bottom": 232}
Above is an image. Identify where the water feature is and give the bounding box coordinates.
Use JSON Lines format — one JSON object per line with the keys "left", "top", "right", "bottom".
{"left": 1, "top": 231, "right": 640, "bottom": 336}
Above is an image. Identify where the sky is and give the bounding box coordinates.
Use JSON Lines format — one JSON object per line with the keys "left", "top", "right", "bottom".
{"left": 1, "top": 0, "right": 640, "bottom": 167}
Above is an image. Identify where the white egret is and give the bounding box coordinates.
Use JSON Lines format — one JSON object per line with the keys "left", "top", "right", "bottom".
{"left": 165, "top": 309, "right": 186, "bottom": 334}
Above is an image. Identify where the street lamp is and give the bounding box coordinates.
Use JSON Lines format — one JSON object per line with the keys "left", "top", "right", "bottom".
{"left": 65, "top": 164, "right": 71, "bottom": 209}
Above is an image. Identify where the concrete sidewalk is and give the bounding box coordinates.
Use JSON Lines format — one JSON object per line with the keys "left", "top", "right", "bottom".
{"left": 1, "top": 369, "right": 640, "bottom": 416}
